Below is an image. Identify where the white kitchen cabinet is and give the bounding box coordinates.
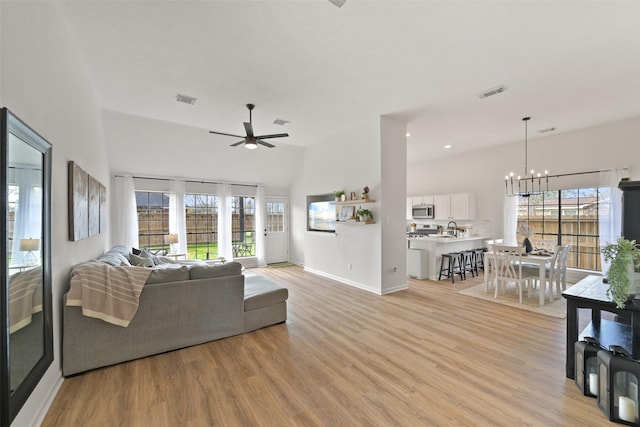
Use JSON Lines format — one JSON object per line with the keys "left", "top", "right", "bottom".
{"left": 434, "top": 193, "right": 475, "bottom": 220}
{"left": 433, "top": 194, "right": 451, "bottom": 220}
{"left": 413, "top": 195, "right": 434, "bottom": 205}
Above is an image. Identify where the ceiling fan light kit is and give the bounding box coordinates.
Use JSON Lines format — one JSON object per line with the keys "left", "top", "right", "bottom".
{"left": 209, "top": 103, "right": 289, "bottom": 149}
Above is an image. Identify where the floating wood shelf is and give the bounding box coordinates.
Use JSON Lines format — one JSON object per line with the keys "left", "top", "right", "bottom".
{"left": 332, "top": 199, "right": 375, "bottom": 206}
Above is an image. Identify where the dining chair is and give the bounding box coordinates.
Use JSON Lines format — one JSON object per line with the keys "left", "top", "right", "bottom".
{"left": 521, "top": 250, "right": 561, "bottom": 303}
{"left": 492, "top": 245, "right": 536, "bottom": 303}
{"left": 484, "top": 240, "right": 496, "bottom": 292}
{"left": 556, "top": 244, "right": 572, "bottom": 295}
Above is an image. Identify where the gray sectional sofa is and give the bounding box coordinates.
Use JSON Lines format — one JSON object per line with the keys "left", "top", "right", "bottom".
{"left": 62, "top": 250, "right": 288, "bottom": 376}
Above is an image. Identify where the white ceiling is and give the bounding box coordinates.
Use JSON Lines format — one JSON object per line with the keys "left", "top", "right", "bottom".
{"left": 58, "top": 0, "right": 640, "bottom": 164}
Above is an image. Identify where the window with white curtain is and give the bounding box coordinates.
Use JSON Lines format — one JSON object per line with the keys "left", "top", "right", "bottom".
{"left": 185, "top": 193, "right": 219, "bottom": 260}
{"left": 231, "top": 196, "right": 255, "bottom": 258}
{"left": 517, "top": 187, "right": 607, "bottom": 271}
{"left": 135, "top": 191, "right": 171, "bottom": 253}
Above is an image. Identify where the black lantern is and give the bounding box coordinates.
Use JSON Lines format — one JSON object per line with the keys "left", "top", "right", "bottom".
{"left": 576, "top": 337, "right": 604, "bottom": 397}
{"left": 597, "top": 346, "right": 640, "bottom": 425}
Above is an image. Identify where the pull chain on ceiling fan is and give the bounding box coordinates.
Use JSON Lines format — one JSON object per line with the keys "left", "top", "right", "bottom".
{"left": 209, "top": 104, "right": 289, "bottom": 149}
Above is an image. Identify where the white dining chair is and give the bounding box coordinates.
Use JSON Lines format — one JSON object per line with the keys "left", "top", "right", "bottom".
{"left": 522, "top": 250, "right": 561, "bottom": 303}
{"left": 492, "top": 245, "right": 536, "bottom": 303}
{"left": 555, "top": 244, "right": 572, "bottom": 295}
{"left": 484, "top": 240, "right": 496, "bottom": 292}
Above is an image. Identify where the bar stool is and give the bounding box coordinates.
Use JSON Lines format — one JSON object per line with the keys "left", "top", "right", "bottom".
{"left": 438, "top": 252, "right": 464, "bottom": 283}
{"left": 474, "top": 248, "right": 487, "bottom": 273}
{"left": 461, "top": 250, "right": 476, "bottom": 278}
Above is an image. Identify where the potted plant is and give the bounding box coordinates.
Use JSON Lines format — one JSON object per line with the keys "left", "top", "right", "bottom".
{"left": 602, "top": 237, "right": 640, "bottom": 308}
{"left": 334, "top": 190, "right": 345, "bottom": 202}
{"left": 356, "top": 207, "right": 373, "bottom": 222}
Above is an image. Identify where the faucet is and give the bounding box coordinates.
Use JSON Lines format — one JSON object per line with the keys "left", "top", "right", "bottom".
{"left": 447, "top": 220, "right": 458, "bottom": 238}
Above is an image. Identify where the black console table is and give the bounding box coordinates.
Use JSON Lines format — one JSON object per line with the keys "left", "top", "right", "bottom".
{"left": 562, "top": 275, "right": 640, "bottom": 379}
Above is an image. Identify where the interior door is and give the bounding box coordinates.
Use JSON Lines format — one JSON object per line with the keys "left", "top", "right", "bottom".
{"left": 264, "top": 197, "right": 289, "bottom": 264}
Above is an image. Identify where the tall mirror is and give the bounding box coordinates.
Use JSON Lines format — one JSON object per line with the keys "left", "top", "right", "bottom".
{"left": 1, "top": 108, "right": 52, "bottom": 427}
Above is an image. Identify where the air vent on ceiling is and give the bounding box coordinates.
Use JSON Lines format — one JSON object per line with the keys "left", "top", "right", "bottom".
{"left": 328, "top": 0, "right": 346, "bottom": 8}
{"left": 176, "top": 93, "right": 197, "bottom": 105}
{"left": 538, "top": 127, "right": 557, "bottom": 134}
{"left": 273, "top": 118, "right": 290, "bottom": 126}
{"left": 477, "top": 85, "right": 507, "bottom": 99}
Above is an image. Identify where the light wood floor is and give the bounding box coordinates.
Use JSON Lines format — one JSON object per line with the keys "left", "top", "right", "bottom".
{"left": 43, "top": 266, "right": 605, "bottom": 426}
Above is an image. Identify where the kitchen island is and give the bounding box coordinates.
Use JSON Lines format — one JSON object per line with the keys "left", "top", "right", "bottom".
{"left": 407, "top": 235, "right": 489, "bottom": 281}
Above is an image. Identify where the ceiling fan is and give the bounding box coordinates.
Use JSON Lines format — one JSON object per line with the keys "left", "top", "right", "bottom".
{"left": 209, "top": 104, "right": 288, "bottom": 149}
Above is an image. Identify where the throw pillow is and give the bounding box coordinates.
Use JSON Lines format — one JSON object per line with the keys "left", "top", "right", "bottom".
{"left": 129, "top": 253, "right": 154, "bottom": 267}
{"left": 132, "top": 247, "right": 142, "bottom": 256}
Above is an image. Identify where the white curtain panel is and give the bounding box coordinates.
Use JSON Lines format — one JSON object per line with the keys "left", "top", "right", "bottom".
{"left": 599, "top": 168, "right": 626, "bottom": 273}
{"left": 217, "top": 183, "right": 234, "bottom": 260}
{"left": 503, "top": 194, "right": 518, "bottom": 246}
{"left": 10, "top": 167, "right": 42, "bottom": 265}
{"left": 169, "top": 179, "right": 187, "bottom": 255}
{"left": 255, "top": 185, "right": 266, "bottom": 267}
{"left": 114, "top": 175, "right": 139, "bottom": 250}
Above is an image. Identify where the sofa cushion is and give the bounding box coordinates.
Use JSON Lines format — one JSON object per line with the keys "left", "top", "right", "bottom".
{"left": 146, "top": 265, "right": 190, "bottom": 284}
{"left": 110, "top": 245, "right": 131, "bottom": 261}
{"left": 244, "top": 276, "right": 289, "bottom": 311}
{"left": 189, "top": 262, "right": 242, "bottom": 280}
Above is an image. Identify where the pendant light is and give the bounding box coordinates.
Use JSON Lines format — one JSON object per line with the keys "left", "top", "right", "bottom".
{"left": 505, "top": 117, "right": 549, "bottom": 197}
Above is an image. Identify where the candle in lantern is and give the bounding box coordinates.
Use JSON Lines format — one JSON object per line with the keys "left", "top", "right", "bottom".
{"left": 619, "top": 396, "right": 636, "bottom": 423}
{"left": 589, "top": 373, "right": 598, "bottom": 396}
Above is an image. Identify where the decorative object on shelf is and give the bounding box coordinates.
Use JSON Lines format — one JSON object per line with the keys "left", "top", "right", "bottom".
{"left": 356, "top": 207, "right": 373, "bottom": 222}
{"left": 334, "top": 190, "right": 345, "bottom": 202}
{"left": 361, "top": 185, "right": 370, "bottom": 200}
{"left": 601, "top": 237, "right": 640, "bottom": 309}
{"left": 505, "top": 117, "right": 549, "bottom": 198}
{"left": 339, "top": 206, "right": 355, "bottom": 221}
{"left": 350, "top": 191, "right": 357, "bottom": 201}
{"left": 19, "top": 238, "right": 40, "bottom": 265}
{"left": 575, "top": 337, "right": 606, "bottom": 398}
{"left": 597, "top": 346, "right": 640, "bottom": 424}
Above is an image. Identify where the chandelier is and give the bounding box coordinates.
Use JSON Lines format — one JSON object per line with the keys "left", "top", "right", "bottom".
{"left": 505, "top": 116, "right": 549, "bottom": 197}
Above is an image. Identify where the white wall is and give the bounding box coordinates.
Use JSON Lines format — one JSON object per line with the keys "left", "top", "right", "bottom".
{"left": 407, "top": 116, "right": 640, "bottom": 239}
{"left": 380, "top": 116, "right": 408, "bottom": 294}
{"left": 291, "top": 116, "right": 408, "bottom": 295}
{"left": 1, "top": 2, "right": 110, "bottom": 425}
{"left": 102, "top": 110, "right": 306, "bottom": 189}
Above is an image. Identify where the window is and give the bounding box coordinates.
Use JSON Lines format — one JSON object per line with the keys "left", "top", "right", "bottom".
{"left": 185, "top": 193, "right": 218, "bottom": 260}
{"left": 231, "top": 196, "right": 255, "bottom": 257}
{"left": 267, "top": 201, "right": 285, "bottom": 232}
{"left": 135, "top": 191, "right": 170, "bottom": 253}
{"left": 517, "top": 187, "right": 606, "bottom": 271}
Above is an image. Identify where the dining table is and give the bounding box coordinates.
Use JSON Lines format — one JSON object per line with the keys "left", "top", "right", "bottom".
{"left": 483, "top": 250, "right": 554, "bottom": 305}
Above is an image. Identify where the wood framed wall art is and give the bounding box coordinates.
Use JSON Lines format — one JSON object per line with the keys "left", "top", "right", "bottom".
{"left": 68, "top": 161, "right": 106, "bottom": 241}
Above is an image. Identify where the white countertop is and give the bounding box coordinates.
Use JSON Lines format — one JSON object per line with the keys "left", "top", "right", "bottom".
{"left": 407, "top": 235, "right": 488, "bottom": 243}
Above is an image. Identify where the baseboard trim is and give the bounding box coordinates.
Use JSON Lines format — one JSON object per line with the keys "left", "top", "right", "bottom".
{"left": 303, "top": 267, "right": 382, "bottom": 295}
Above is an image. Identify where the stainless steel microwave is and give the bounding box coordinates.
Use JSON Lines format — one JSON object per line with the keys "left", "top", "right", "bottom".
{"left": 412, "top": 204, "right": 434, "bottom": 219}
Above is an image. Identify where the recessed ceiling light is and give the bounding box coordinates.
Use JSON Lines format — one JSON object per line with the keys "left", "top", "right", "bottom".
{"left": 405, "top": 133, "right": 411, "bottom": 137}
{"left": 175, "top": 93, "right": 197, "bottom": 105}
{"left": 477, "top": 84, "right": 507, "bottom": 99}
{"left": 538, "top": 127, "right": 557, "bottom": 134}
{"left": 273, "top": 118, "right": 290, "bottom": 126}
{"left": 444, "top": 144, "right": 452, "bottom": 149}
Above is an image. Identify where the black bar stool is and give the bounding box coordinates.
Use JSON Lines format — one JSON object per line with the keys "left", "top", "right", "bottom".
{"left": 461, "top": 250, "right": 476, "bottom": 278}
{"left": 438, "top": 252, "right": 464, "bottom": 283}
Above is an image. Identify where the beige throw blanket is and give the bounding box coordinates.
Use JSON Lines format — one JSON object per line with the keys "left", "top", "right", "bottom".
{"left": 67, "top": 261, "right": 152, "bottom": 327}
{"left": 9, "top": 266, "right": 43, "bottom": 334}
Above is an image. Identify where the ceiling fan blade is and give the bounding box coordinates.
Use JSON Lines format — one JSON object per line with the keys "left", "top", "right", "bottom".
{"left": 257, "top": 139, "right": 276, "bottom": 148}
{"left": 254, "top": 133, "right": 289, "bottom": 139}
{"left": 244, "top": 122, "right": 254, "bottom": 138}
{"left": 230, "top": 140, "right": 245, "bottom": 147}
{"left": 210, "top": 130, "right": 245, "bottom": 138}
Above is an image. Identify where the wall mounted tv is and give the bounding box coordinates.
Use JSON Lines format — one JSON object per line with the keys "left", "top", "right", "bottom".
{"left": 307, "top": 194, "right": 336, "bottom": 232}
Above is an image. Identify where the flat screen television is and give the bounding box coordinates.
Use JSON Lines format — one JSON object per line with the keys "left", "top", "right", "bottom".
{"left": 307, "top": 194, "right": 336, "bottom": 232}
